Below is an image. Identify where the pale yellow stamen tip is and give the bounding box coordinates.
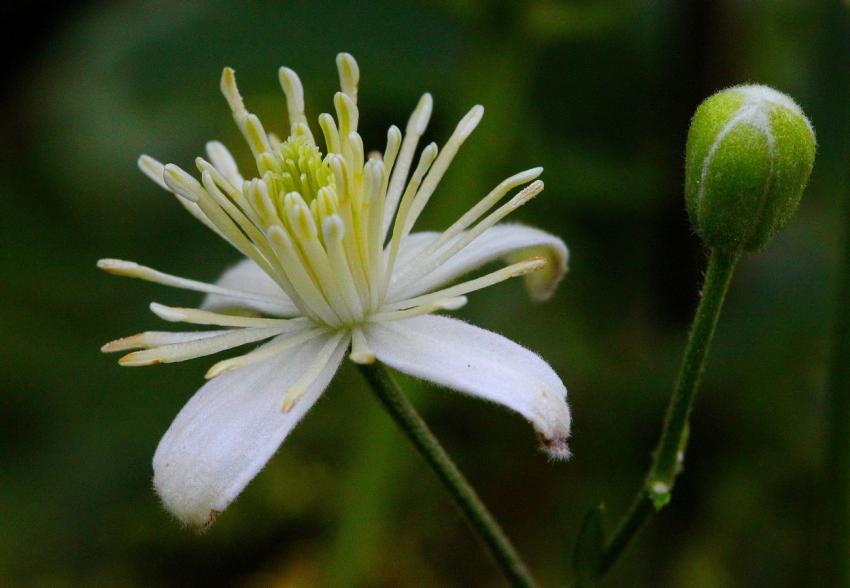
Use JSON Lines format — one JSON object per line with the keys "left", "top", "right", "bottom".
{"left": 409, "top": 93, "right": 433, "bottom": 134}
{"left": 118, "top": 352, "right": 158, "bottom": 367}
{"left": 97, "top": 258, "right": 137, "bottom": 275}
{"left": 457, "top": 105, "right": 485, "bottom": 139}
{"left": 350, "top": 328, "right": 375, "bottom": 364}
{"left": 513, "top": 256, "right": 548, "bottom": 276}
{"left": 163, "top": 164, "right": 203, "bottom": 202}
{"left": 437, "top": 296, "right": 468, "bottom": 310}
{"left": 150, "top": 302, "right": 186, "bottom": 322}
{"left": 220, "top": 67, "right": 247, "bottom": 118}
{"left": 279, "top": 67, "right": 307, "bottom": 127}
{"left": 336, "top": 52, "right": 359, "bottom": 99}
{"left": 349, "top": 350, "right": 376, "bottom": 364}
{"left": 281, "top": 388, "right": 305, "bottom": 413}
{"left": 101, "top": 334, "right": 143, "bottom": 353}
{"left": 137, "top": 155, "right": 167, "bottom": 189}
{"left": 205, "top": 362, "right": 232, "bottom": 380}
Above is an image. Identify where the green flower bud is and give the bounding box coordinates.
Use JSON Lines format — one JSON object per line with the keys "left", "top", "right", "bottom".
{"left": 685, "top": 85, "right": 816, "bottom": 251}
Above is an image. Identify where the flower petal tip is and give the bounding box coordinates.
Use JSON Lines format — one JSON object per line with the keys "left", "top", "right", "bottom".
{"left": 153, "top": 453, "right": 234, "bottom": 531}
{"left": 523, "top": 248, "right": 569, "bottom": 302}
{"left": 175, "top": 506, "right": 222, "bottom": 533}
{"left": 540, "top": 435, "right": 571, "bottom": 461}
{"left": 195, "top": 510, "right": 222, "bottom": 533}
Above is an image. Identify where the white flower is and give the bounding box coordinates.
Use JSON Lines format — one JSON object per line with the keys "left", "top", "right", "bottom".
{"left": 100, "top": 53, "right": 571, "bottom": 529}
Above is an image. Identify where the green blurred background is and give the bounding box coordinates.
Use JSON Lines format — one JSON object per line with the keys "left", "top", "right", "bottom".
{"left": 1, "top": 1, "right": 848, "bottom": 586}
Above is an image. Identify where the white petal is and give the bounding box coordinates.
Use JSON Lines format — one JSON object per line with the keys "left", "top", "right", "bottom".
{"left": 152, "top": 331, "right": 347, "bottom": 528}
{"left": 390, "top": 223, "right": 568, "bottom": 302}
{"left": 202, "top": 258, "right": 299, "bottom": 316}
{"left": 363, "top": 315, "right": 570, "bottom": 458}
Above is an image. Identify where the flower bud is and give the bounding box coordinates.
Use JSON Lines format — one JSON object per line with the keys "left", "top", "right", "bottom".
{"left": 684, "top": 85, "right": 815, "bottom": 251}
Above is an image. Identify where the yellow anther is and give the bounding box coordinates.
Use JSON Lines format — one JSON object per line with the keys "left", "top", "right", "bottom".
{"left": 220, "top": 67, "right": 247, "bottom": 120}
{"left": 244, "top": 114, "right": 272, "bottom": 156}
{"left": 334, "top": 92, "right": 359, "bottom": 137}
{"left": 319, "top": 113, "right": 341, "bottom": 154}
{"left": 317, "top": 187, "right": 338, "bottom": 219}
{"left": 257, "top": 152, "right": 281, "bottom": 175}
{"left": 336, "top": 52, "right": 360, "bottom": 102}
{"left": 294, "top": 203, "right": 319, "bottom": 239}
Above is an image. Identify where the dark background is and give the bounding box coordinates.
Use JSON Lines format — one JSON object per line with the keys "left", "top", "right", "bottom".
{"left": 1, "top": 1, "right": 848, "bottom": 586}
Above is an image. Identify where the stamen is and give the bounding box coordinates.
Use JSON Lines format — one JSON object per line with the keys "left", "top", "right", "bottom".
{"left": 291, "top": 121, "right": 315, "bottom": 145}
{"left": 279, "top": 67, "right": 308, "bottom": 130}
{"left": 349, "top": 327, "right": 375, "bottom": 364}
{"left": 195, "top": 158, "right": 257, "bottom": 224}
{"left": 347, "top": 131, "right": 365, "bottom": 191}
{"left": 395, "top": 180, "right": 544, "bottom": 291}
{"left": 281, "top": 332, "right": 347, "bottom": 412}
{"left": 426, "top": 167, "right": 543, "bottom": 255}
{"left": 386, "top": 257, "right": 547, "bottom": 312}
{"left": 220, "top": 67, "right": 248, "bottom": 120}
{"left": 162, "top": 164, "right": 284, "bottom": 288}
{"left": 163, "top": 164, "right": 204, "bottom": 202}
{"left": 118, "top": 326, "right": 284, "bottom": 367}
{"left": 205, "top": 327, "right": 325, "bottom": 379}
{"left": 319, "top": 113, "right": 341, "bottom": 155}
{"left": 322, "top": 215, "right": 365, "bottom": 319}
{"left": 205, "top": 141, "right": 244, "bottom": 188}
{"left": 101, "top": 330, "right": 231, "bottom": 353}
{"left": 363, "top": 160, "right": 386, "bottom": 308}
{"left": 138, "top": 155, "right": 168, "bottom": 190}
{"left": 370, "top": 296, "right": 468, "bottom": 322}
{"left": 246, "top": 178, "right": 280, "bottom": 227}
{"left": 267, "top": 225, "right": 342, "bottom": 326}
{"left": 138, "top": 155, "right": 226, "bottom": 238}
{"left": 328, "top": 156, "right": 370, "bottom": 306}
{"left": 149, "top": 302, "right": 306, "bottom": 328}
{"left": 334, "top": 92, "right": 359, "bottom": 143}
{"left": 315, "top": 187, "right": 338, "bottom": 220}
{"left": 382, "top": 93, "right": 433, "bottom": 237}
{"left": 200, "top": 170, "right": 278, "bottom": 261}
{"left": 336, "top": 52, "right": 359, "bottom": 102}
{"left": 402, "top": 105, "right": 484, "bottom": 236}
{"left": 380, "top": 143, "right": 439, "bottom": 298}
{"left": 220, "top": 68, "right": 278, "bottom": 156}
{"left": 96, "top": 259, "right": 295, "bottom": 314}
{"left": 243, "top": 113, "right": 272, "bottom": 157}
{"left": 257, "top": 152, "right": 280, "bottom": 175}
{"left": 197, "top": 174, "right": 307, "bottom": 313}
{"left": 346, "top": 137, "right": 371, "bottom": 294}
{"left": 288, "top": 202, "right": 356, "bottom": 323}
{"left": 382, "top": 126, "right": 402, "bottom": 190}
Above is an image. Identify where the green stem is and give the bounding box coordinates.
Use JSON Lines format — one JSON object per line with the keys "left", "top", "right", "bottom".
{"left": 358, "top": 362, "right": 538, "bottom": 588}
{"left": 598, "top": 247, "right": 740, "bottom": 578}
{"left": 827, "top": 193, "right": 850, "bottom": 587}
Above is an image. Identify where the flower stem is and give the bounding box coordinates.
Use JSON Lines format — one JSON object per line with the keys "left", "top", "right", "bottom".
{"left": 595, "top": 247, "right": 740, "bottom": 579}
{"left": 358, "top": 362, "right": 538, "bottom": 588}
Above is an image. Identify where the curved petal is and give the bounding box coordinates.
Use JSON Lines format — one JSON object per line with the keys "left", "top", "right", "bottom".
{"left": 152, "top": 331, "right": 347, "bottom": 528}
{"left": 390, "top": 223, "right": 568, "bottom": 302}
{"left": 363, "top": 315, "right": 570, "bottom": 459}
{"left": 202, "top": 258, "right": 299, "bottom": 317}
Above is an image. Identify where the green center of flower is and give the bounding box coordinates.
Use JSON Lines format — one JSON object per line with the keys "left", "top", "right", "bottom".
{"left": 259, "top": 136, "right": 334, "bottom": 203}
